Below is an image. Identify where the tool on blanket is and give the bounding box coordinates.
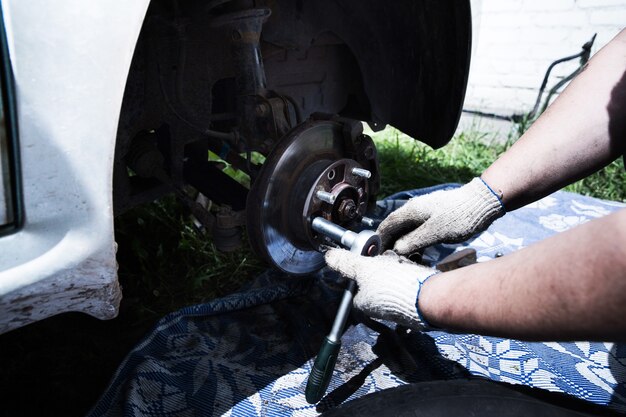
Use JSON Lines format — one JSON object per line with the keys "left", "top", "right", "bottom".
{"left": 435, "top": 247, "right": 477, "bottom": 272}
{"left": 305, "top": 217, "right": 381, "bottom": 404}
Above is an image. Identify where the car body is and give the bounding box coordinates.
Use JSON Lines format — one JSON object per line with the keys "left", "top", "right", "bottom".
{"left": 0, "top": 0, "right": 471, "bottom": 333}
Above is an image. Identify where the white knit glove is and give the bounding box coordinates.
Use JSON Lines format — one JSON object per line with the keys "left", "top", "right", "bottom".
{"left": 324, "top": 249, "right": 438, "bottom": 329}
{"left": 377, "top": 178, "right": 504, "bottom": 255}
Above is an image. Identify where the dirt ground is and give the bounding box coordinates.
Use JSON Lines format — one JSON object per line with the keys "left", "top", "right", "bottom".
{"left": 0, "top": 295, "right": 157, "bottom": 416}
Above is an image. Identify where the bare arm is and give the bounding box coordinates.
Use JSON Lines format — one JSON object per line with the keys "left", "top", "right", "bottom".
{"left": 331, "top": 31, "right": 626, "bottom": 342}
{"left": 419, "top": 209, "right": 626, "bottom": 342}
{"left": 418, "top": 31, "right": 626, "bottom": 341}
{"left": 482, "top": 29, "right": 626, "bottom": 210}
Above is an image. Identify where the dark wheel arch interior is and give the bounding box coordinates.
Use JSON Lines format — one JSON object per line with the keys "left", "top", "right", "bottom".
{"left": 113, "top": 0, "right": 471, "bottom": 214}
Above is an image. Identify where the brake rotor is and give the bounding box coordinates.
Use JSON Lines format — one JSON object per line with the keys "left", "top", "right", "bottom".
{"left": 247, "top": 119, "right": 376, "bottom": 274}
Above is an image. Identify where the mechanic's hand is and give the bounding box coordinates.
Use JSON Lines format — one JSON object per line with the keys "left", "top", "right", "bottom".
{"left": 325, "top": 249, "right": 439, "bottom": 329}
{"left": 377, "top": 178, "right": 504, "bottom": 255}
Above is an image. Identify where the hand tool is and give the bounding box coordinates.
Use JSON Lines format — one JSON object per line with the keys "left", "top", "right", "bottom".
{"left": 305, "top": 217, "right": 380, "bottom": 404}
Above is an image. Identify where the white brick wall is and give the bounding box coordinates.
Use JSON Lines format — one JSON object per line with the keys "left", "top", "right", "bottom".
{"left": 466, "top": 0, "right": 626, "bottom": 115}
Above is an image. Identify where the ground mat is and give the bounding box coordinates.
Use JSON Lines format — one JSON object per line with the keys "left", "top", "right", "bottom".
{"left": 90, "top": 186, "right": 626, "bottom": 416}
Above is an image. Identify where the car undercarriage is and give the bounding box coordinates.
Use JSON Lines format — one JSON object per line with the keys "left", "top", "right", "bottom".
{"left": 114, "top": 0, "right": 471, "bottom": 273}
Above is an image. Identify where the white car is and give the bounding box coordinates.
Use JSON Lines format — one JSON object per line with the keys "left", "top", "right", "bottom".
{"left": 0, "top": 0, "right": 471, "bottom": 333}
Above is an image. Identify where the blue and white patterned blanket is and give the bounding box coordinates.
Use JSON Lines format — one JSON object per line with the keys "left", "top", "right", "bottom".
{"left": 90, "top": 186, "right": 626, "bottom": 416}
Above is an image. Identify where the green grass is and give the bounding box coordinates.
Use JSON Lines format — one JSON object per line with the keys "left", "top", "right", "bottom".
{"left": 371, "top": 127, "right": 626, "bottom": 203}
{"left": 372, "top": 128, "right": 506, "bottom": 197}
{"left": 114, "top": 197, "right": 265, "bottom": 324}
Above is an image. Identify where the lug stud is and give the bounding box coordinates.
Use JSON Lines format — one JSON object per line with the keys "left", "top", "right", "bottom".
{"left": 351, "top": 167, "right": 371, "bottom": 178}
{"left": 316, "top": 190, "right": 336, "bottom": 204}
{"left": 361, "top": 217, "right": 375, "bottom": 227}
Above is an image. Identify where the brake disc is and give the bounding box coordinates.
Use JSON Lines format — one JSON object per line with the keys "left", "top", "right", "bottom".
{"left": 247, "top": 119, "right": 378, "bottom": 274}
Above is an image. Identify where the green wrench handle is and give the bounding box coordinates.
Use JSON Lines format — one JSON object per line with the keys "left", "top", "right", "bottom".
{"left": 305, "top": 280, "right": 356, "bottom": 404}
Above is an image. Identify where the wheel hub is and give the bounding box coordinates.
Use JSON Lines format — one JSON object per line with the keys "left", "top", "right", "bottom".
{"left": 246, "top": 119, "right": 379, "bottom": 274}
{"left": 298, "top": 158, "right": 370, "bottom": 250}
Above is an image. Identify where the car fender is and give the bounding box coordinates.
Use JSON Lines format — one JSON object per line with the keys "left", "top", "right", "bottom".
{"left": 0, "top": 0, "right": 150, "bottom": 333}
